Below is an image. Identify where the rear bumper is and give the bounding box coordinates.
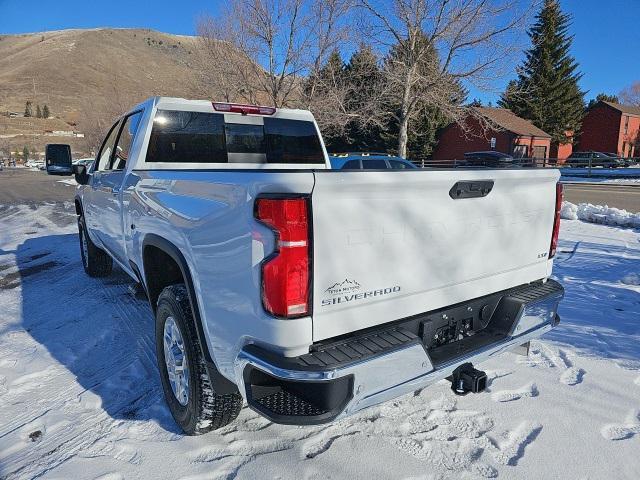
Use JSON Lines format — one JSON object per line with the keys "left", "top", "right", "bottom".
{"left": 234, "top": 280, "right": 564, "bottom": 425}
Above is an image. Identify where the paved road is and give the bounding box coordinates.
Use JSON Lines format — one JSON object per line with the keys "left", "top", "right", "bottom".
{"left": 563, "top": 183, "right": 640, "bottom": 213}
{"left": 0, "top": 168, "right": 76, "bottom": 204}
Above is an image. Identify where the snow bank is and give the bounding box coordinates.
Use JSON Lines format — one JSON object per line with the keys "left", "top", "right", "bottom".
{"left": 561, "top": 201, "right": 640, "bottom": 228}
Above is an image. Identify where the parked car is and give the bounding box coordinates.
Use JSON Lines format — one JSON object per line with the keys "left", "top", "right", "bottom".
{"left": 70, "top": 97, "right": 564, "bottom": 435}
{"left": 565, "top": 151, "right": 626, "bottom": 168}
{"left": 330, "top": 153, "right": 417, "bottom": 170}
{"left": 73, "top": 158, "right": 95, "bottom": 168}
{"left": 460, "top": 151, "right": 520, "bottom": 168}
{"left": 46, "top": 144, "right": 73, "bottom": 175}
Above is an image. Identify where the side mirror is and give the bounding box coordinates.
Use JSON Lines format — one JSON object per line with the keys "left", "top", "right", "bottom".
{"left": 45, "top": 143, "right": 73, "bottom": 176}
{"left": 73, "top": 164, "right": 90, "bottom": 185}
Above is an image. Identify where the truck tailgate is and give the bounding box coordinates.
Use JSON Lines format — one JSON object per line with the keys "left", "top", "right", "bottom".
{"left": 311, "top": 168, "right": 560, "bottom": 341}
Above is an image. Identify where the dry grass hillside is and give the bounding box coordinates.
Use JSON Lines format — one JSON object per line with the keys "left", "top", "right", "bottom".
{"left": 0, "top": 28, "right": 223, "bottom": 157}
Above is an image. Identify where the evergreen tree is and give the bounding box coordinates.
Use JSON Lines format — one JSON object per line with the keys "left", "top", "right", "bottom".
{"left": 22, "top": 146, "right": 29, "bottom": 162}
{"left": 42, "top": 104, "right": 50, "bottom": 118}
{"left": 24, "top": 101, "right": 33, "bottom": 117}
{"left": 587, "top": 93, "right": 619, "bottom": 109}
{"left": 499, "top": 0, "right": 584, "bottom": 144}
{"left": 341, "top": 44, "right": 390, "bottom": 153}
{"left": 36, "top": 105, "right": 42, "bottom": 118}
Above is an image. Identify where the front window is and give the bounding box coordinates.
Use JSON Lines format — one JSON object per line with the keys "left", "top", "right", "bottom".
{"left": 112, "top": 111, "right": 142, "bottom": 170}
{"left": 96, "top": 121, "right": 121, "bottom": 171}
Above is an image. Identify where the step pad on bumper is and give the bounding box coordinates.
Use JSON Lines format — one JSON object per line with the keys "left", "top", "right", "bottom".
{"left": 239, "top": 279, "right": 563, "bottom": 425}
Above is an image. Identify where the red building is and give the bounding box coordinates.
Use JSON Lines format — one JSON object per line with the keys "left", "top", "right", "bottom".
{"left": 432, "top": 107, "right": 552, "bottom": 161}
{"left": 579, "top": 101, "right": 640, "bottom": 157}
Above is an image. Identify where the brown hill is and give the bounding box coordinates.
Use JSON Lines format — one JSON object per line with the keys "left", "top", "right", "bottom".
{"left": 0, "top": 28, "right": 221, "bottom": 157}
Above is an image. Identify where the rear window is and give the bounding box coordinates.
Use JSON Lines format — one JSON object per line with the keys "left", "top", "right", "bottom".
{"left": 146, "top": 110, "right": 325, "bottom": 164}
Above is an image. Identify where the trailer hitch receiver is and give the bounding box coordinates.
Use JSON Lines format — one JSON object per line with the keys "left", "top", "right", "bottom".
{"left": 449, "top": 363, "right": 487, "bottom": 395}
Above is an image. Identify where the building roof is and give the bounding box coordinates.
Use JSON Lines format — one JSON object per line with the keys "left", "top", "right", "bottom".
{"left": 601, "top": 101, "right": 640, "bottom": 117}
{"left": 475, "top": 107, "right": 551, "bottom": 138}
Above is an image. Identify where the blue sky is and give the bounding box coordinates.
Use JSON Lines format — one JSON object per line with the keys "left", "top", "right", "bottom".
{"left": 0, "top": 0, "right": 638, "bottom": 104}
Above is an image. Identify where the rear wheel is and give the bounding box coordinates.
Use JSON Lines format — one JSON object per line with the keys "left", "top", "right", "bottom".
{"left": 156, "top": 284, "right": 242, "bottom": 435}
{"left": 78, "top": 216, "right": 112, "bottom": 277}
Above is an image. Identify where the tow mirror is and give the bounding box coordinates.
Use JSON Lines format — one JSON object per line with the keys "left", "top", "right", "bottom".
{"left": 73, "top": 164, "right": 89, "bottom": 185}
{"left": 45, "top": 143, "right": 73, "bottom": 176}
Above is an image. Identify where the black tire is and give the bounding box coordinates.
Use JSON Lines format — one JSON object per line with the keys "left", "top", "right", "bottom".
{"left": 156, "top": 284, "right": 242, "bottom": 435}
{"left": 78, "top": 216, "right": 113, "bottom": 277}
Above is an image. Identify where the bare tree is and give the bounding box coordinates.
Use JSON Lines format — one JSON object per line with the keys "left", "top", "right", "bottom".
{"left": 197, "top": 0, "right": 311, "bottom": 108}
{"left": 197, "top": 0, "right": 353, "bottom": 110}
{"left": 78, "top": 82, "right": 135, "bottom": 155}
{"left": 357, "top": 0, "right": 530, "bottom": 157}
{"left": 620, "top": 82, "right": 640, "bottom": 106}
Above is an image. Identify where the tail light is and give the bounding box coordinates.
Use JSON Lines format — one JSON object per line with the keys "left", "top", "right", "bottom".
{"left": 549, "top": 183, "right": 563, "bottom": 258}
{"left": 213, "top": 102, "right": 276, "bottom": 115}
{"left": 255, "top": 197, "right": 310, "bottom": 318}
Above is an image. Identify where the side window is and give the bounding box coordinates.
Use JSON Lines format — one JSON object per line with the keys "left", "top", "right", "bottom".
{"left": 341, "top": 160, "right": 361, "bottom": 169}
{"left": 112, "top": 111, "right": 143, "bottom": 170}
{"left": 96, "top": 121, "right": 121, "bottom": 171}
{"left": 389, "top": 160, "right": 409, "bottom": 169}
{"left": 362, "top": 159, "right": 388, "bottom": 169}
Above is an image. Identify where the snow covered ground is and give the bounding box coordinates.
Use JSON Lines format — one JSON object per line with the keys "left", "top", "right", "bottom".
{"left": 0, "top": 203, "right": 639, "bottom": 479}
{"left": 561, "top": 201, "right": 640, "bottom": 228}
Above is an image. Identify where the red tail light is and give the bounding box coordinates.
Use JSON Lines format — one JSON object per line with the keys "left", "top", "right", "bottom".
{"left": 213, "top": 102, "right": 276, "bottom": 115}
{"left": 549, "top": 183, "right": 563, "bottom": 258}
{"left": 255, "top": 197, "right": 310, "bottom": 318}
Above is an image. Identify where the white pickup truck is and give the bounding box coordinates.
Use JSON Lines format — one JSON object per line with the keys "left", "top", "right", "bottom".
{"left": 68, "top": 97, "right": 564, "bottom": 434}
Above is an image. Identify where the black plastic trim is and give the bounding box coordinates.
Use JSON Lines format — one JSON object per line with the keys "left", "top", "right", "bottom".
{"left": 142, "top": 234, "right": 239, "bottom": 395}
{"left": 449, "top": 180, "right": 494, "bottom": 199}
{"left": 243, "top": 365, "right": 353, "bottom": 425}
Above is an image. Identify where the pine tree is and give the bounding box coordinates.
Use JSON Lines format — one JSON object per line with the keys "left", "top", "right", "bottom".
{"left": 586, "top": 93, "right": 619, "bottom": 109}
{"left": 24, "top": 101, "right": 33, "bottom": 117}
{"left": 23, "top": 146, "right": 29, "bottom": 162}
{"left": 499, "top": 0, "right": 584, "bottom": 144}
{"left": 342, "top": 44, "right": 389, "bottom": 153}
{"left": 42, "top": 104, "right": 50, "bottom": 118}
{"left": 36, "top": 105, "right": 42, "bottom": 118}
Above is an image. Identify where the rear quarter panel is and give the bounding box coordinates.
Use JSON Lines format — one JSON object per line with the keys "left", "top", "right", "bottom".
{"left": 124, "top": 170, "right": 315, "bottom": 381}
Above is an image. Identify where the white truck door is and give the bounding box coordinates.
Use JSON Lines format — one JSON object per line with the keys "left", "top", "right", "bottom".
{"left": 87, "top": 111, "right": 143, "bottom": 266}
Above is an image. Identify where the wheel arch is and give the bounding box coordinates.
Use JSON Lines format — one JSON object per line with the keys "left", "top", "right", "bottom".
{"left": 142, "top": 234, "right": 239, "bottom": 394}
{"left": 74, "top": 196, "right": 83, "bottom": 216}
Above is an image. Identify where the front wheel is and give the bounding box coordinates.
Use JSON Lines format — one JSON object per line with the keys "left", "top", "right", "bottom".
{"left": 78, "top": 216, "right": 112, "bottom": 277}
{"left": 155, "top": 284, "right": 242, "bottom": 435}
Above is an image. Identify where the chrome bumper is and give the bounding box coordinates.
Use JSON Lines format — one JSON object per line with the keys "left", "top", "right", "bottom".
{"left": 235, "top": 283, "right": 563, "bottom": 423}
